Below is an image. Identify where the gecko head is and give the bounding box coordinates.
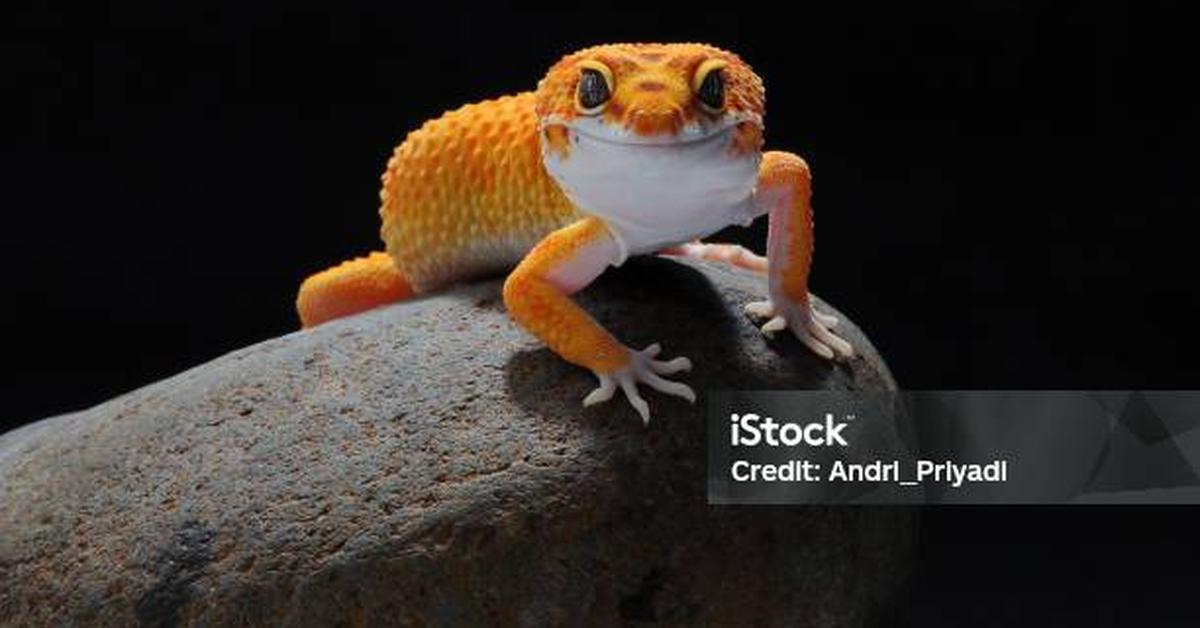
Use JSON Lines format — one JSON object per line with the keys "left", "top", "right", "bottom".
{"left": 535, "top": 44, "right": 767, "bottom": 255}
{"left": 535, "top": 43, "right": 765, "bottom": 156}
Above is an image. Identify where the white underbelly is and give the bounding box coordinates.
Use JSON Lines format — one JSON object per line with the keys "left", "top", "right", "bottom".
{"left": 543, "top": 125, "right": 761, "bottom": 263}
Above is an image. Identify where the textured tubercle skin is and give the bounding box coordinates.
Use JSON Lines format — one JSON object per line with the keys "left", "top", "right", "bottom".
{"left": 296, "top": 43, "right": 853, "bottom": 422}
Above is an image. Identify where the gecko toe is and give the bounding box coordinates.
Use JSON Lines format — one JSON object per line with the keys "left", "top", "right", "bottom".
{"left": 744, "top": 300, "right": 775, "bottom": 319}
{"left": 583, "top": 374, "right": 617, "bottom": 406}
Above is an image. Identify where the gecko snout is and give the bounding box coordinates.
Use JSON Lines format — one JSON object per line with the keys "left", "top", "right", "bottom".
{"left": 625, "top": 104, "right": 686, "bottom": 137}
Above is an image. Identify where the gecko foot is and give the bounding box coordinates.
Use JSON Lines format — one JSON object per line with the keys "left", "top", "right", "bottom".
{"left": 582, "top": 343, "right": 695, "bottom": 425}
{"left": 745, "top": 299, "right": 854, "bottom": 362}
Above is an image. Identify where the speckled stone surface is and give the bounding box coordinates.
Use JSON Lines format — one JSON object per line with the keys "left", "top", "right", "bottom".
{"left": 0, "top": 257, "right": 914, "bottom": 627}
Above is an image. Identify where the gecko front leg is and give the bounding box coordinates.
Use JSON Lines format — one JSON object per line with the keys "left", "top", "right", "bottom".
{"left": 745, "top": 151, "right": 854, "bottom": 361}
{"left": 503, "top": 216, "right": 695, "bottom": 424}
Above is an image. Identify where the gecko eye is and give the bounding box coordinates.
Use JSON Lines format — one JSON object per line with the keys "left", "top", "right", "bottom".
{"left": 576, "top": 68, "right": 611, "bottom": 114}
{"left": 696, "top": 69, "right": 725, "bottom": 113}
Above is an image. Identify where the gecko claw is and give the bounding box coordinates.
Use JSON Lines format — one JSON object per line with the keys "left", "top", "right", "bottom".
{"left": 582, "top": 342, "right": 696, "bottom": 424}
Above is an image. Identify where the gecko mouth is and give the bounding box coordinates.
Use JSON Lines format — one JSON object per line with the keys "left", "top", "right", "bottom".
{"left": 548, "top": 114, "right": 756, "bottom": 148}
{"left": 571, "top": 124, "right": 730, "bottom": 147}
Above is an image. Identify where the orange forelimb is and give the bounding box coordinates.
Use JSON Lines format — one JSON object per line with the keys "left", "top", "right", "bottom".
{"left": 759, "top": 151, "right": 815, "bottom": 302}
{"left": 503, "top": 217, "right": 630, "bottom": 374}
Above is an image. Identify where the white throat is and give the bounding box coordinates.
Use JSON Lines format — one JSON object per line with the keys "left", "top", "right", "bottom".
{"left": 541, "top": 117, "right": 761, "bottom": 264}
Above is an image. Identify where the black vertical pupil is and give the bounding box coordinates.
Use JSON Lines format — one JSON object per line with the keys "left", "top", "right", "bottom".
{"left": 578, "top": 69, "right": 609, "bottom": 109}
{"left": 698, "top": 70, "right": 724, "bottom": 109}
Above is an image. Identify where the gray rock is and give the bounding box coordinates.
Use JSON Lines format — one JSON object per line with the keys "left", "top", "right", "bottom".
{"left": 0, "top": 257, "right": 914, "bottom": 627}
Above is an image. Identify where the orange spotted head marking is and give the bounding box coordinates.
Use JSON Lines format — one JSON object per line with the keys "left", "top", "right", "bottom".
{"left": 535, "top": 43, "right": 765, "bottom": 155}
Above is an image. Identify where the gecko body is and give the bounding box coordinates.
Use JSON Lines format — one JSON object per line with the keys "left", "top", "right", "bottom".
{"left": 297, "top": 43, "right": 853, "bottom": 422}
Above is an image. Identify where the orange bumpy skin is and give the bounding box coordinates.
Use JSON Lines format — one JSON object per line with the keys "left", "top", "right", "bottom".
{"left": 379, "top": 93, "right": 580, "bottom": 291}
{"left": 298, "top": 42, "right": 851, "bottom": 422}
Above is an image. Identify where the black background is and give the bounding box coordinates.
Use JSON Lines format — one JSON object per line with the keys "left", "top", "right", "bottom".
{"left": 5, "top": 2, "right": 1197, "bottom": 625}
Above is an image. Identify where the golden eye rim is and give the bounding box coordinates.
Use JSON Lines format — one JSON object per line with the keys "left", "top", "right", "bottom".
{"left": 692, "top": 58, "right": 729, "bottom": 114}
{"left": 575, "top": 60, "right": 615, "bottom": 115}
